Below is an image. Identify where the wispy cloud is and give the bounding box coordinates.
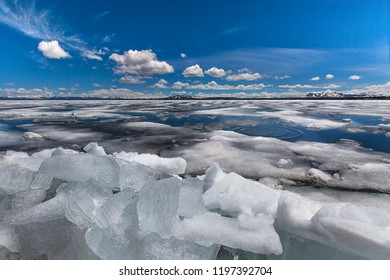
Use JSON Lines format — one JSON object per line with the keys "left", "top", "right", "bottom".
{"left": 103, "top": 33, "right": 116, "bottom": 43}
{"left": 0, "top": 0, "right": 59, "bottom": 40}
{"left": 0, "top": 0, "right": 101, "bottom": 60}
{"left": 95, "top": 10, "right": 110, "bottom": 20}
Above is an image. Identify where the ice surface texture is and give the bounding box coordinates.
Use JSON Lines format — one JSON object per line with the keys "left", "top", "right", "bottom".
{"left": 0, "top": 135, "right": 389, "bottom": 259}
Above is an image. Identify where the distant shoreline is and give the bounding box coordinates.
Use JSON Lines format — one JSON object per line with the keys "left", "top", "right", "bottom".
{"left": 0, "top": 96, "right": 389, "bottom": 101}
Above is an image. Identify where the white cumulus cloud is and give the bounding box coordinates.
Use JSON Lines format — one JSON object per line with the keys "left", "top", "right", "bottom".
{"left": 205, "top": 67, "right": 227, "bottom": 78}
{"left": 349, "top": 75, "right": 362, "bottom": 80}
{"left": 0, "top": 87, "right": 54, "bottom": 98}
{"left": 38, "top": 40, "right": 71, "bottom": 59}
{"left": 325, "top": 74, "right": 334, "bottom": 79}
{"left": 172, "top": 81, "right": 191, "bottom": 89}
{"left": 310, "top": 76, "right": 320, "bottom": 81}
{"left": 279, "top": 84, "right": 340, "bottom": 89}
{"left": 279, "top": 84, "right": 315, "bottom": 89}
{"left": 183, "top": 64, "right": 204, "bottom": 78}
{"left": 151, "top": 79, "right": 169, "bottom": 89}
{"left": 226, "top": 72, "right": 263, "bottom": 81}
{"left": 324, "top": 84, "right": 341, "bottom": 89}
{"left": 119, "top": 76, "right": 145, "bottom": 84}
{"left": 180, "top": 53, "right": 187, "bottom": 58}
{"left": 110, "top": 49, "right": 174, "bottom": 76}
{"left": 172, "top": 81, "right": 269, "bottom": 91}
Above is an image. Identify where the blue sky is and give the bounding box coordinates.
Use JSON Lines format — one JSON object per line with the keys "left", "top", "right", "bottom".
{"left": 0, "top": 0, "right": 389, "bottom": 98}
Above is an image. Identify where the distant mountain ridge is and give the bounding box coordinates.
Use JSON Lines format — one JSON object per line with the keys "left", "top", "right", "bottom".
{"left": 306, "top": 89, "right": 389, "bottom": 99}
{"left": 1, "top": 91, "right": 389, "bottom": 100}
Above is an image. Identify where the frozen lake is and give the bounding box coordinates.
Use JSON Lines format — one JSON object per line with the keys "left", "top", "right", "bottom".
{"left": 0, "top": 99, "right": 389, "bottom": 154}
{"left": 0, "top": 99, "right": 389, "bottom": 260}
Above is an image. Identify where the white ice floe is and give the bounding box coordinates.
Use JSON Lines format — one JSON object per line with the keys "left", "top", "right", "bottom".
{"left": 214, "top": 110, "right": 346, "bottom": 130}
{"left": 166, "top": 130, "right": 390, "bottom": 192}
{"left": 18, "top": 124, "right": 105, "bottom": 144}
{"left": 23, "top": 132, "right": 44, "bottom": 140}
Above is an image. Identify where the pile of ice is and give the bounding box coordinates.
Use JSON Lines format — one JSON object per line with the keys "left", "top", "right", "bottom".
{"left": 0, "top": 141, "right": 390, "bottom": 260}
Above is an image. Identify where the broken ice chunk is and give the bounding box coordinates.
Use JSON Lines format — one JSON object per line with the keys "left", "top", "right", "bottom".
{"left": 137, "top": 178, "right": 181, "bottom": 238}
{"left": 85, "top": 191, "right": 141, "bottom": 259}
{"left": 1, "top": 149, "right": 52, "bottom": 172}
{"left": 174, "top": 212, "right": 282, "bottom": 255}
{"left": 89, "top": 189, "right": 219, "bottom": 260}
{"left": 11, "top": 189, "right": 46, "bottom": 212}
{"left": 2, "top": 150, "right": 29, "bottom": 162}
{"left": 202, "top": 163, "right": 226, "bottom": 191}
{"left": 29, "top": 147, "right": 78, "bottom": 159}
{"left": 137, "top": 177, "right": 207, "bottom": 238}
{"left": 86, "top": 226, "right": 219, "bottom": 260}
{"left": 0, "top": 224, "right": 18, "bottom": 253}
{"left": 94, "top": 189, "right": 138, "bottom": 229}
{"left": 85, "top": 189, "right": 219, "bottom": 260}
{"left": 238, "top": 213, "right": 274, "bottom": 230}
{"left": 3, "top": 194, "right": 65, "bottom": 225}
{"left": 15, "top": 218, "right": 98, "bottom": 260}
{"left": 85, "top": 225, "right": 141, "bottom": 259}
{"left": 275, "top": 191, "right": 324, "bottom": 242}
{"left": 142, "top": 232, "right": 220, "bottom": 260}
{"left": 178, "top": 178, "right": 206, "bottom": 218}
{"left": 203, "top": 172, "right": 281, "bottom": 216}
{"left": 0, "top": 163, "right": 52, "bottom": 194}
{"left": 0, "top": 190, "right": 45, "bottom": 219}
{"left": 113, "top": 151, "right": 187, "bottom": 175}
{"left": 83, "top": 142, "right": 107, "bottom": 156}
{"left": 51, "top": 147, "right": 79, "bottom": 156}
{"left": 39, "top": 154, "right": 120, "bottom": 187}
{"left": 0, "top": 245, "right": 19, "bottom": 260}
{"left": 58, "top": 180, "right": 113, "bottom": 229}
{"left": 115, "top": 159, "right": 166, "bottom": 192}
{"left": 31, "top": 149, "right": 56, "bottom": 158}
